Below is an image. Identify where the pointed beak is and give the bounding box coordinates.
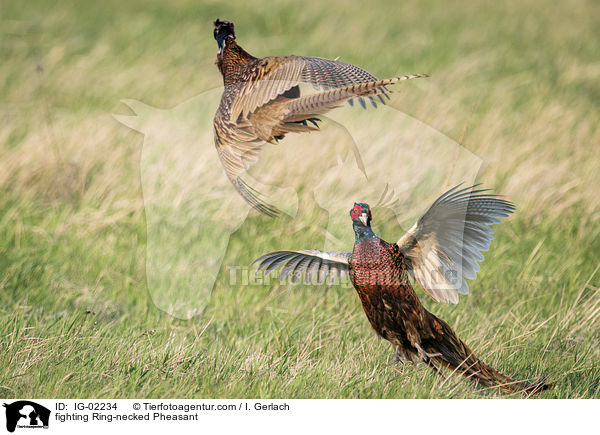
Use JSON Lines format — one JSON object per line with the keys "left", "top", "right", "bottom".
{"left": 359, "top": 215, "right": 368, "bottom": 226}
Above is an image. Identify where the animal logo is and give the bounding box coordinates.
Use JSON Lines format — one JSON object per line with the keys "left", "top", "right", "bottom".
{"left": 3, "top": 401, "right": 50, "bottom": 433}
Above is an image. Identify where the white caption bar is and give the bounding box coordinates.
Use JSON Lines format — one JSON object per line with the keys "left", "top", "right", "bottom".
{"left": 0, "top": 399, "right": 595, "bottom": 434}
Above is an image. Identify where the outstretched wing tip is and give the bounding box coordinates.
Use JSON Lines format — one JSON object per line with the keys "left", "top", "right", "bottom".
{"left": 250, "top": 249, "right": 351, "bottom": 285}
{"left": 399, "top": 183, "right": 513, "bottom": 303}
{"left": 249, "top": 256, "right": 264, "bottom": 267}
{"left": 235, "top": 176, "right": 282, "bottom": 218}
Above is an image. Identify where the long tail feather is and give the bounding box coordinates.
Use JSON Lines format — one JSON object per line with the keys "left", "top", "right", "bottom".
{"left": 284, "top": 74, "right": 428, "bottom": 121}
{"left": 424, "top": 312, "right": 551, "bottom": 395}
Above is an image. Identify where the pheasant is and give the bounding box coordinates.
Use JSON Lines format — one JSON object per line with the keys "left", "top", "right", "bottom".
{"left": 252, "top": 184, "right": 551, "bottom": 394}
{"left": 213, "top": 19, "right": 427, "bottom": 216}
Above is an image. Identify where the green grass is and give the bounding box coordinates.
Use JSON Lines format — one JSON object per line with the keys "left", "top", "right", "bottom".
{"left": 1, "top": 0, "right": 599, "bottom": 398}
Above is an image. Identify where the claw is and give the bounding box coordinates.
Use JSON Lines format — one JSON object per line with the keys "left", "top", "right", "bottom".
{"left": 415, "top": 343, "right": 442, "bottom": 363}
{"left": 392, "top": 345, "right": 415, "bottom": 364}
{"left": 307, "top": 117, "right": 321, "bottom": 128}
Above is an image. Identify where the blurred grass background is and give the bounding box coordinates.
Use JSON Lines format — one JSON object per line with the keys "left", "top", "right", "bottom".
{"left": 1, "top": 0, "right": 599, "bottom": 398}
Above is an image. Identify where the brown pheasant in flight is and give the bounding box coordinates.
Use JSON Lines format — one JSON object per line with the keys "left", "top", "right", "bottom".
{"left": 253, "top": 185, "right": 550, "bottom": 394}
{"left": 213, "top": 19, "right": 427, "bottom": 216}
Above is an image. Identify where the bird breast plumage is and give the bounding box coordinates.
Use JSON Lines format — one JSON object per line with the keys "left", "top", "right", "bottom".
{"left": 349, "top": 238, "right": 424, "bottom": 340}
{"left": 349, "top": 238, "right": 407, "bottom": 290}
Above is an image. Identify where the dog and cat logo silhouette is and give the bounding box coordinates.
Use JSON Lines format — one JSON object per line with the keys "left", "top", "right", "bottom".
{"left": 3, "top": 401, "right": 50, "bottom": 432}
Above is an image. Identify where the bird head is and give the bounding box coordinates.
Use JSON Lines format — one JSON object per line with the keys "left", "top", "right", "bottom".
{"left": 350, "top": 202, "right": 372, "bottom": 227}
{"left": 214, "top": 19, "right": 235, "bottom": 54}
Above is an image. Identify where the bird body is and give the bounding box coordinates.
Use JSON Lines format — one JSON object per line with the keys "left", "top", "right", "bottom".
{"left": 213, "top": 19, "right": 427, "bottom": 215}
{"left": 349, "top": 234, "right": 424, "bottom": 353}
{"left": 349, "top": 223, "right": 546, "bottom": 393}
{"left": 253, "top": 185, "right": 551, "bottom": 394}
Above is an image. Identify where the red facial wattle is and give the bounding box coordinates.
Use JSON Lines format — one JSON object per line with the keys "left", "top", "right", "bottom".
{"left": 350, "top": 204, "right": 362, "bottom": 219}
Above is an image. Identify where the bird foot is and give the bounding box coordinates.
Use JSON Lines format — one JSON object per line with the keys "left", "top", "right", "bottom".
{"left": 391, "top": 355, "right": 412, "bottom": 365}
{"left": 391, "top": 346, "right": 415, "bottom": 365}
{"left": 414, "top": 343, "right": 442, "bottom": 363}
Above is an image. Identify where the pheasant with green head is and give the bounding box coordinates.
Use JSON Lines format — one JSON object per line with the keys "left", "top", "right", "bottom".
{"left": 253, "top": 185, "right": 551, "bottom": 394}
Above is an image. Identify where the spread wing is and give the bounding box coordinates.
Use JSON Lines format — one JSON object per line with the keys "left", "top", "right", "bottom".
{"left": 396, "top": 184, "right": 515, "bottom": 304}
{"left": 213, "top": 114, "right": 281, "bottom": 217}
{"left": 230, "top": 55, "right": 399, "bottom": 121}
{"left": 216, "top": 55, "right": 426, "bottom": 216}
{"left": 252, "top": 250, "right": 351, "bottom": 284}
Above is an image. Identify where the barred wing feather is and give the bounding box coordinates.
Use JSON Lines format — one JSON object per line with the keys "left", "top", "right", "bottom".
{"left": 230, "top": 55, "right": 420, "bottom": 121}
{"left": 252, "top": 250, "right": 351, "bottom": 284}
{"left": 396, "top": 184, "right": 515, "bottom": 304}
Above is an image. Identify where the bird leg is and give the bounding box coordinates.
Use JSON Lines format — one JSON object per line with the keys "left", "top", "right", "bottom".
{"left": 392, "top": 345, "right": 415, "bottom": 364}
{"left": 414, "top": 343, "right": 442, "bottom": 364}
{"left": 405, "top": 325, "right": 442, "bottom": 364}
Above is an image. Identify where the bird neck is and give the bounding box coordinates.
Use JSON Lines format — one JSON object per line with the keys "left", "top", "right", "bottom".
{"left": 217, "top": 39, "right": 256, "bottom": 84}
{"left": 353, "top": 223, "right": 376, "bottom": 243}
